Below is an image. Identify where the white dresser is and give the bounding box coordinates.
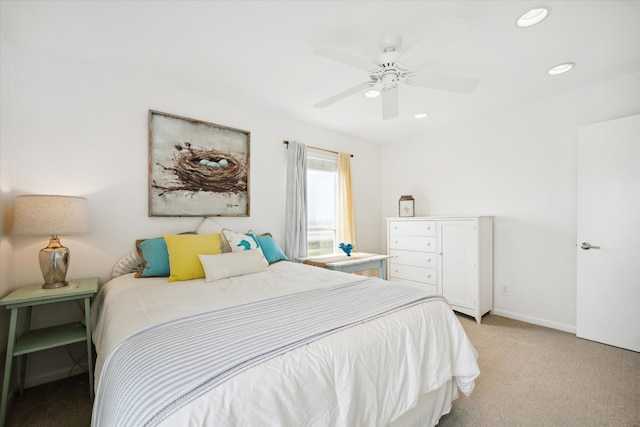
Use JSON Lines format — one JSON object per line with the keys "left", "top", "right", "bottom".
{"left": 386, "top": 216, "right": 493, "bottom": 323}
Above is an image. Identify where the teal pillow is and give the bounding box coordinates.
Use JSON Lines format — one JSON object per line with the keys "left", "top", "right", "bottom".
{"left": 136, "top": 237, "right": 170, "bottom": 277}
{"left": 252, "top": 234, "right": 288, "bottom": 264}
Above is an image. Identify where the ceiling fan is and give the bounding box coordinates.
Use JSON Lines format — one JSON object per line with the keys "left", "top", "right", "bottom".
{"left": 314, "top": 21, "right": 479, "bottom": 120}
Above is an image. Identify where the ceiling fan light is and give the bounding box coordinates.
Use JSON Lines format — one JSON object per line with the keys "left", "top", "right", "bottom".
{"left": 548, "top": 62, "right": 575, "bottom": 75}
{"left": 364, "top": 89, "right": 381, "bottom": 98}
{"left": 516, "top": 6, "right": 550, "bottom": 27}
{"left": 414, "top": 113, "right": 428, "bottom": 119}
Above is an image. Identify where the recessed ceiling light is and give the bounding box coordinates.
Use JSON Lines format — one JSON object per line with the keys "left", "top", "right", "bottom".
{"left": 516, "top": 6, "right": 550, "bottom": 27}
{"left": 364, "top": 89, "right": 380, "bottom": 98}
{"left": 548, "top": 62, "right": 575, "bottom": 75}
{"left": 414, "top": 113, "right": 428, "bottom": 119}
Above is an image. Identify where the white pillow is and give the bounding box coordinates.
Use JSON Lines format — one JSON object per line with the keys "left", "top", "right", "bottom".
{"left": 199, "top": 250, "right": 268, "bottom": 282}
{"left": 196, "top": 217, "right": 224, "bottom": 234}
{"left": 197, "top": 218, "right": 230, "bottom": 252}
{"left": 222, "top": 229, "right": 259, "bottom": 252}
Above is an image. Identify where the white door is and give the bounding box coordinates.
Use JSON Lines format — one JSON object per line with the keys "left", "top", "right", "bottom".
{"left": 577, "top": 114, "right": 640, "bottom": 352}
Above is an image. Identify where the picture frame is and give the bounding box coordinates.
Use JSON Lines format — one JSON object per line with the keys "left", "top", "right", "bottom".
{"left": 148, "top": 110, "right": 250, "bottom": 217}
{"left": 398, "top": 195, "right": 415, "bottom": 217}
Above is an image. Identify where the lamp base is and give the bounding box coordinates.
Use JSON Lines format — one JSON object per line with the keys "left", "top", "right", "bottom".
{"left": 39, "top": 236, "right": 70, "bottom": 289}
{"left": 42, "top": 281, "right": 69, "bottom": 289}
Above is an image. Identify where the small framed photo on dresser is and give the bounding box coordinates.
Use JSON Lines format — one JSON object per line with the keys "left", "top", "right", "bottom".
{"left": 399, "top": 195, "right": 415, "bottom": 217}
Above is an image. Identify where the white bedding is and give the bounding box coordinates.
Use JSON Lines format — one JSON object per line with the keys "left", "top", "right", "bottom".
{"left": 91, "top": 261, "right": 479, "bottom": 426}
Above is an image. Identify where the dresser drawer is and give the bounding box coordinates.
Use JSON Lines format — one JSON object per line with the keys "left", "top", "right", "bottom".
{"left": 389, "top": 235, "right": 436, "bottom": 252}
{"left": 389, "top": 220, "right": 436, "bottom": 237}
{"left": 389, "top": 249, "right": 437, "bottom": 269}
{"left": 389, "top": 265, "right": 437, "bottom": 285}
{"left": 389, "top": 277, "right": 438, "bottom": 295}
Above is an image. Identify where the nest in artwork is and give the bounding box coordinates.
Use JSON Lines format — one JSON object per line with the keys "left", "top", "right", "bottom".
{"left": 153, "top": 145, "right": 248, "bottom": 194}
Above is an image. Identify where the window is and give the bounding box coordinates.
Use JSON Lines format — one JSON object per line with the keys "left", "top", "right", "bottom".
{"left": 306, "top": 149, "right": 338, "bottom": 256}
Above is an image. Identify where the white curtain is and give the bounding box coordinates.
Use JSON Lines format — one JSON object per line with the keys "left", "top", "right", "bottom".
{"left": 284, "top": 141, "right": 308, "bottom": 259}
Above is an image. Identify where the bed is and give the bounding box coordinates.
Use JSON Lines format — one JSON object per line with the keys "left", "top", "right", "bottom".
{"left": 91, "top": 228, "right": 479, "bottom": 427}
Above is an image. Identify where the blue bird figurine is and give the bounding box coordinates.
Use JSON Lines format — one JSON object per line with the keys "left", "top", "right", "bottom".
{"left": 339, "top": 242, "right": 354, "bottom": 257}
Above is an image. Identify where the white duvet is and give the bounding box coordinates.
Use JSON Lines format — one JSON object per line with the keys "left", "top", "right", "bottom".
{"left": 91, "top": 261, "right": 479, "bottom": 426}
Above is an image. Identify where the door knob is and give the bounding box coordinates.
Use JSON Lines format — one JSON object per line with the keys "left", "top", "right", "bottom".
{"left": 580, "top": 242, "right": 600, "bottom": 250}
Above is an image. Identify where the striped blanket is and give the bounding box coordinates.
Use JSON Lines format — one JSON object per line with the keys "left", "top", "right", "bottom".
{"left": 92, "top": 278, "right": 444, "bottom": 427}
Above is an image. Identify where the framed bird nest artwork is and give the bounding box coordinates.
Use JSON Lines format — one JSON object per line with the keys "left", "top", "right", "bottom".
{"left": 148, "top": 110, "right": 250, "bottom": 217}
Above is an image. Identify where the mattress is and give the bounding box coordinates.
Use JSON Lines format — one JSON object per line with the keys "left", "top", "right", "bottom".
{"left": 91, "top": 261, "right": 479, "bottom": 426}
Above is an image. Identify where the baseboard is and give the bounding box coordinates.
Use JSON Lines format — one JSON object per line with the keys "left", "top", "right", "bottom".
{"left": 491, "top": 309, "right": 576, "bottom": 334}
{"left": 24, "top": 362, "right": 88, "bottom": 389}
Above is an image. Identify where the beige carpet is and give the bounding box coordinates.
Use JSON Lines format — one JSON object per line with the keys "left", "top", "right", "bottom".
{"left": 5, "top": 373, "right": 91, "bottom": 427}
{"left": 439, "top": 314, "right": 640, "bottom": 426}
{"left": 5, "top": 314, "right": 639, "bottom": 426}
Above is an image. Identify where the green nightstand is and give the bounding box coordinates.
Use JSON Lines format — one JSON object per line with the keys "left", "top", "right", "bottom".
{"left": 0, "top": 277, "right": 98, "bottom": 427}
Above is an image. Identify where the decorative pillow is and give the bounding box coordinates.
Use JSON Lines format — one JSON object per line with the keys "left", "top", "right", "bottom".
{"left": 197, "top": 218, "right": 230, "bottom": 252}
{"left": 198, "top": 250, "right": 268, "bottom": 282}
{"left": 112, "top": 251, "right": 144, "bottom": 279}
{"left": 136, "top": 238, "right": 171, "bottom": 278}
{"left": 196, "top": 217, "right": 223, "bottom": 234}
{"left": 251, "top": 234, "right": 289, "bottom": 264}
{"left": 164, "top": 233, "right": 222, "bottom": 282}
{"left": 222, "top": 229, "right": 259, "bottom": 252}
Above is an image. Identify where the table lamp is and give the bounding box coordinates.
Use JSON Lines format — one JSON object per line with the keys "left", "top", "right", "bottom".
{"left": 13, "top": 195, "right": 90, "bottom": 289}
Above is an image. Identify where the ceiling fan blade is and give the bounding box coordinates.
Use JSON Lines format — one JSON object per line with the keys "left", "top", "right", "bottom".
{"left": 314, "top": 81, "right": 376, "bottom": 109}
{"left": 381, "top": 86, "right": 398, "bottom": 120}
{"left": 315, "top": 48, "right": 373, "bottom": 72}
{"left": 406, "top": 72, "right": 479, "bottom": 94}
{"left": 400, "top": 17, "right": 469, "bottom": 67}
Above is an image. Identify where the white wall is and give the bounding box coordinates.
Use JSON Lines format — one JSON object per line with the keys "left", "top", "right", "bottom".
{"left": 0, "top": 26, "right": 15, "bottom": 399}
{"left": 0, "top": 40, "right": 382, "bottom": 387}
{"left": 381, "top": 72, "right": 640, "bottom": 331}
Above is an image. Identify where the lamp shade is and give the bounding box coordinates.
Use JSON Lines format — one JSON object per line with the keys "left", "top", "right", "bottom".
{"left": 13, "top": 195, "right": 90, "bottom": 235}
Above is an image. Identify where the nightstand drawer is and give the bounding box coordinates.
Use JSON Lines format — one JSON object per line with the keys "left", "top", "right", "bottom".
{"left": 389, "top": 249, "right": 437, "bottom": 269}
{"left": 389, "top": 235, "right": 436, "bottom": 252}
{"left": 388, "top": 220, "right": 436, "bottom": 236}
{"left": 389, "top": 265, "right": 437, "bottom": 285}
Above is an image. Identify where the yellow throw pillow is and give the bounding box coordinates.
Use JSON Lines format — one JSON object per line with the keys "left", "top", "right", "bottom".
{"left": 164, "top": 233, "right": 222, "bottom": 282}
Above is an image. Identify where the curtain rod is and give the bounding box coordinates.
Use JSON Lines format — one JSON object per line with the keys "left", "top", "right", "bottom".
{"left": 283, "top": 140, "right": 354, "bottom": 158}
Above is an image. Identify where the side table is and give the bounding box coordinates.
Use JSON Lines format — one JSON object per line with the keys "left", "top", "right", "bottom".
{"left": 298, "top": 253, "right": 392, "bottom": 279}
{"left": 0, "top": 277, "right": 98, "bottom": 427}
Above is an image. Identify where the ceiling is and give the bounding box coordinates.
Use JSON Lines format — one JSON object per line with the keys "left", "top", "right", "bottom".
{"left": 1, "top": 1, "right": 639, "bottom": 144}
